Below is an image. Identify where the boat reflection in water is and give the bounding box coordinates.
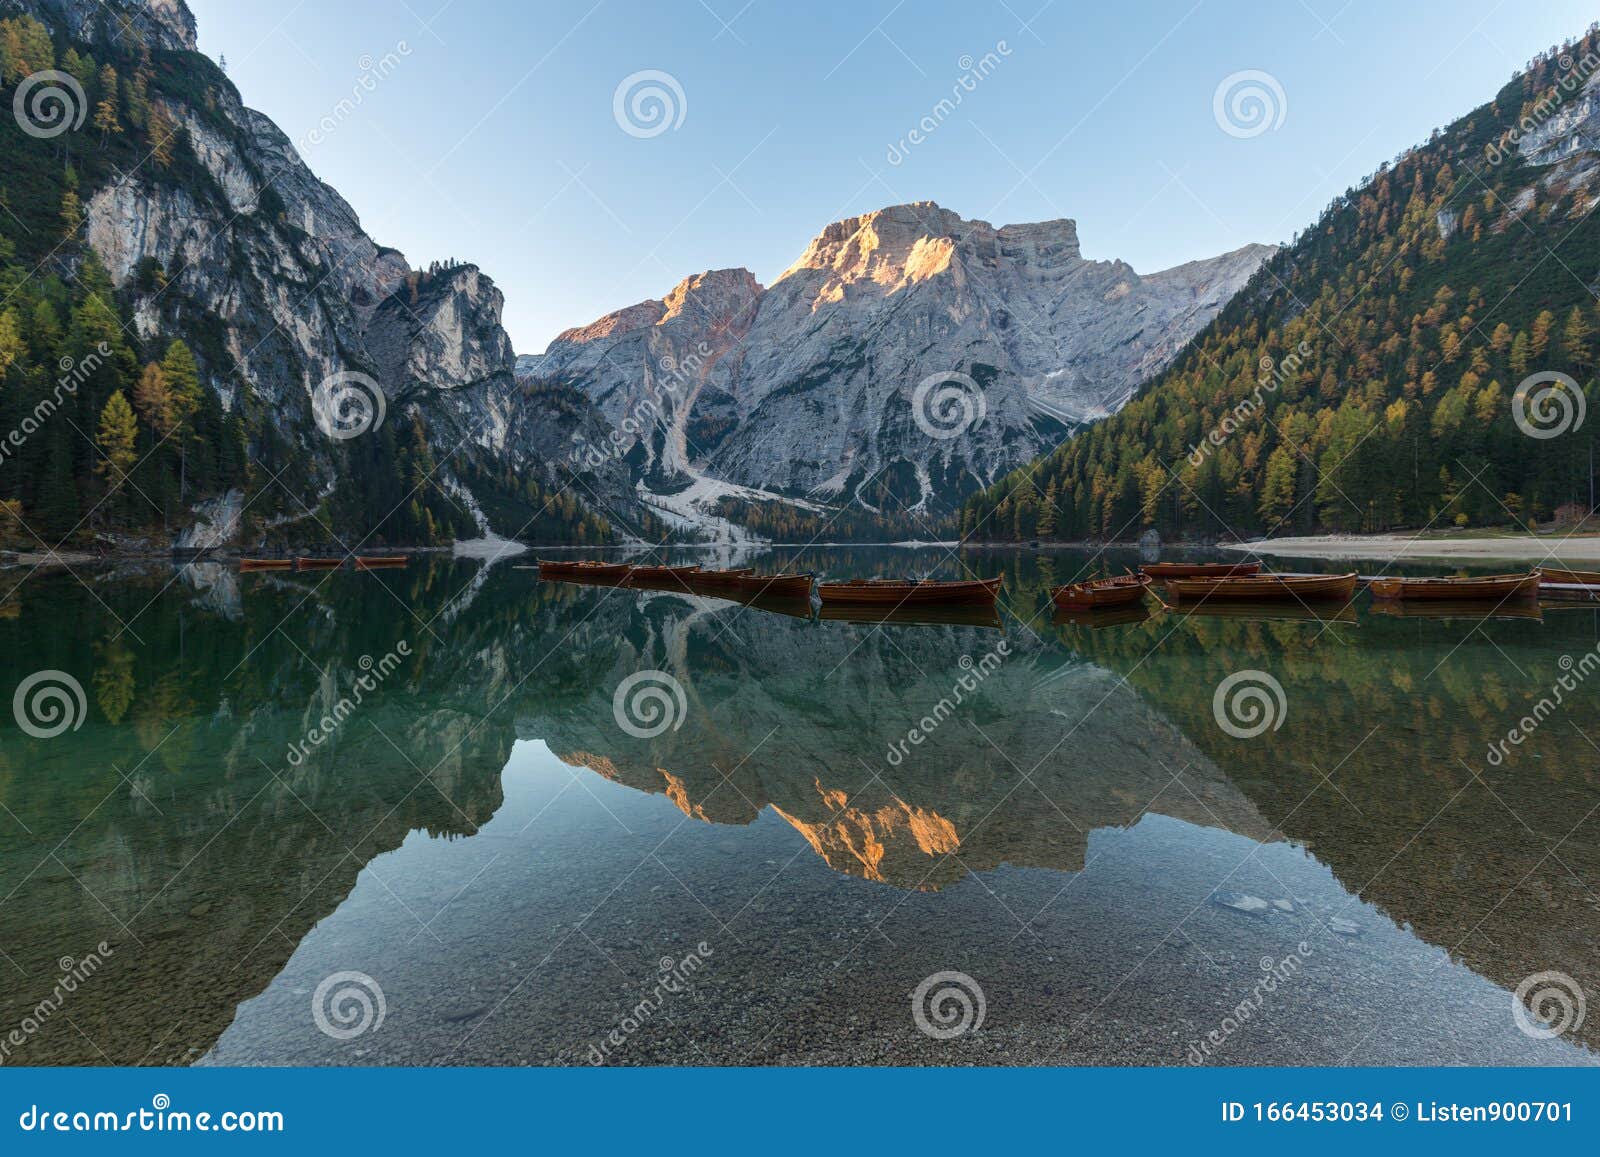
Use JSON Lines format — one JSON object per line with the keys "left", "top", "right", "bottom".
{"left": 2, "top": 550, "right": 1597, "bottom": 1068}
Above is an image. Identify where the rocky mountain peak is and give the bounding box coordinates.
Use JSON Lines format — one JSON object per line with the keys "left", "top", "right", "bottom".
{"left": 660, "top": 268, "right": 763, "bottom": 327}
{"left": 30, "top": 0, "right": 196, "bottom": 51}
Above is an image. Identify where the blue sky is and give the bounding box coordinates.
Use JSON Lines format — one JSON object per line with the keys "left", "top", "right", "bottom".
{"left": 188, "top": 0, "right": 1598, "bottom": 354}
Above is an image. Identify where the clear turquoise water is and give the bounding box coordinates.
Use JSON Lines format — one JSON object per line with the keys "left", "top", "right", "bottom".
{"left": 1, "top": 548, "right": 1596, "bottom": 1066}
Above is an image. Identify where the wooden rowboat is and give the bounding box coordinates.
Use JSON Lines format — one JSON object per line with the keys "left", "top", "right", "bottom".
{"left": 1540, "top": 566, "right": 1600, "bottom": 587}
{"left": 1164, "top": 571, "right": 1358, "bottom": 602}
{"left": 296, "top": 557, "right": 345, "bottom": 570}
{"left": 626, "top": 564, "right": 701, "bottom": 588}
{"left": 537, "top": 560, "right": 632, "bottom": 580}
{"left": 354, "top": 555, "right": 407, "bottom": 570}
{"left": 239, "top": 558, "right": 294, "bottom": 572}
{"left": 734, "top": 573, "right": 815, "bottom": 599}
{"left": 1368, "top": 571, "right": 1540, "bottom": 601}
{"left": 691, "top": 567, "right": 754, "bottom": 589}
{"left": 816, "top": 576, "right": 1003, "bottom": 606}
{"left": 1051, "top": 573, "right": 1151, "bottom": 610}
{"left": 1141, "top": 562, "right": 1262, "bottom": 580}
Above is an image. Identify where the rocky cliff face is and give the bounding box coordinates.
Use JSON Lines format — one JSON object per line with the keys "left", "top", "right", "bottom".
{"left": 22, "top": 0, "right": 637, "bottom": 541}
{"left": 534, "top": 202, "right": 1272, "bottom": 521}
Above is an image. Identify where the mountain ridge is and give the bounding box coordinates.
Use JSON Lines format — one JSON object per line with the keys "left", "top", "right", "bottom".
{"left": 529, "top": 200, "right": 1273, "bottom": 532}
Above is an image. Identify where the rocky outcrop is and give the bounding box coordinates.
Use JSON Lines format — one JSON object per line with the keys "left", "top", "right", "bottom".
{"left": 534, "top": 202, "right": 1272, "bottom": 518}
{"left": 32, "top": 0, "right": 635, "bottom": 541}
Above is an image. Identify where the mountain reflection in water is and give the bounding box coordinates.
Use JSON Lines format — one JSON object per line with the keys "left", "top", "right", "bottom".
{"left": 1, "top": 549, "right": 1596, "bottom": 1066}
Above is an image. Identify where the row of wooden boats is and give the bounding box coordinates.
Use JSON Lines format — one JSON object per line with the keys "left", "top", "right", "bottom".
{"left": 239, "top": 556, "right": 408, "bottom": 572}
{"left": 536, "top": 560, "right": 1005, "bottom": 606}
{"left": 1050, "top": 560, "right": 1600, "bottom": 609}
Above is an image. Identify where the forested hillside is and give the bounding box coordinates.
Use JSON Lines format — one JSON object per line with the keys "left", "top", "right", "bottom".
{"left": 2, "top": 5, "right": 630, "bottom": 551}
{"left": 962, "top": 28, "right": 1600, "bottom": 543}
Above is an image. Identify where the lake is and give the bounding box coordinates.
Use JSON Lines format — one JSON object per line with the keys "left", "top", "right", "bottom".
{"left": 1, "top": 547, "right": 1596, "bottom": 1066}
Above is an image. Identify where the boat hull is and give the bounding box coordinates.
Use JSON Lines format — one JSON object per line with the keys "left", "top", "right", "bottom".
{"left": 1051, "top": 575, "right": 1150, "bottom": 609}
{"left": 295, "top": 557, "right": 345, "bottom": 570}
{"left": 355, "top": 556, "right": 407, "bottom": 570}
{"left": 1540, "top": 567, "right": 1600, "bottom": 587}
{"left": 1141, "top": 562, "right": 1262, "bottom": 580}
{"left": 1164, "top": 572, "right": 1358, "bottom": 601}
{"left": 817, "top": 576, "right": 1002, "bottom": 606}
{"left": 537, "top": 560, "right": 632, "bottom": 580}
{"left": 1369, "top": 571, "right": 1540, "bottom": 601}
{"left": 239, "top": 559, "right": 293, "bottom": 572}
{"left": 690, "top": 568, "right": 754, "bottom": 590}
{"left": 734, "top": 574, "right": 815, "bottom": 599}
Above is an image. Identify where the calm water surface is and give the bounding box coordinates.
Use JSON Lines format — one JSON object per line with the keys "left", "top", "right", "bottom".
{"left": 1, "top": 548, "right": 1597, "bottom": 1066}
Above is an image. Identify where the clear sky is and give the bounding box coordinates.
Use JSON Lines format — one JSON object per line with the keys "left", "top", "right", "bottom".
{"left": 187, "top": 0, "right": 1597, "bottom": 355}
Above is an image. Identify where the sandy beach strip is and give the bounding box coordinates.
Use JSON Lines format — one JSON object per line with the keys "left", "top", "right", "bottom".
{"left": 1219, "top": 533, "right": 1600, "bottom": 563}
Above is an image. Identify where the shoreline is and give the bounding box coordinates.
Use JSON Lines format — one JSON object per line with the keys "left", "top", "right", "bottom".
{"left": 1218, "top": 533, "right": 1600, "bottom": 563}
